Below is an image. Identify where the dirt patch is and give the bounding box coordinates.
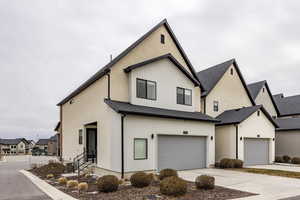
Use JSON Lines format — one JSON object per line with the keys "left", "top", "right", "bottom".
{"left": 232, "top": 168, "right": 300, "bottom": 179}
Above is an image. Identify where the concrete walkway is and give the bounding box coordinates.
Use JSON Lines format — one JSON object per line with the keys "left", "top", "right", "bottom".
{"left": 248, "top": 164, "right": 300, "bottom": 172}
{"left": 179, "top": 168, "right": 300, "bottom": 200}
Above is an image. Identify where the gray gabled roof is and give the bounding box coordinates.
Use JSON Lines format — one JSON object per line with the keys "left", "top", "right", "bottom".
{"left": 247, "top": 80, "right": 280, "bottom": 116}
{"left": 276, "top": 117, "right": 300, "bottom": 131}
{"left": 273, "top": 94, "right": 300, "bottom": 117}
{"left": 216, "top": 105, "right": 278, "bottom": 127}
{"left": 36, "top": 139, "right": 49, "bottom": 145}
{"left": 0, "top": 138, "right": 27, "bottom": 145}
{"left": 124, "top": 53, "right": 201, "bottom": 86}
{"left": 104, "top": 99, "right": 218, "bottom": 123}
{"left": 57, "top": 19, "right": 202, "bottom": 106}
{"left": 196, "top": 59, "right": 256, "bottom": 105}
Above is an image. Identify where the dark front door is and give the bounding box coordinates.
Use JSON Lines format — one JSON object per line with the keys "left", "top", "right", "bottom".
{"left": 86, "top": 128, "right": 97, "bottom": 163}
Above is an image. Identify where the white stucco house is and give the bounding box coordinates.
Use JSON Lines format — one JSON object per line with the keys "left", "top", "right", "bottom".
{"left": 197, "top": 59, "right": 278, "bottom": 165}
{"left": 0, "top": 138, "right": 27, "bottom": 155}
{"left": 57, "top": 19, "right": 218, "bottom": 178}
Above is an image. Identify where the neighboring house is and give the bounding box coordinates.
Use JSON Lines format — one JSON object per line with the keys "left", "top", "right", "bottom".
{"left": 27, "top": 140, "right": 36, "bottom": 154}
{"left": 57, "top": 19, "right": 218, "bottom": 178}
{"left": 35, "top": 139, "right": 49, "bottom": 154}
{"left": 273, "top": 94, "right": 300, "bottom": 118}
{"left": 197, "top": 59, "right": 278, "bottom": 165}
{"left": 0, "top": 138, "right": 27, "bottom": 155}
{"left": 54, "top": 122, "right": 61, "bottom": 156}
{"left": 48, "top": 135, "right": 58, "bottom": 156}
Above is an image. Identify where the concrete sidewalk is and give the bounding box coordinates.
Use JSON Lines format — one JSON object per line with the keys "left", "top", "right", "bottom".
{"left": 179, "top": 168, "right": 300, "bottom": 200}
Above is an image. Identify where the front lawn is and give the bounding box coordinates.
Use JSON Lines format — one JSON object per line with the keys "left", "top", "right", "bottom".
{"left": 232, "top": 168, "right": 300, "bottom": 179}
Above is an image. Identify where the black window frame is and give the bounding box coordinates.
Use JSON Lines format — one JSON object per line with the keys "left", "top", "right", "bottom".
{"left": 160, "top": 34, "right": 165, "bottom": 44}
{"left": 79, "top": 129, "right": 83, "bottom": 145}
{"left": 136, "top": 78, "right": 157, "bottom": 100}
{"left": 176, "top": 87, "right": 192, "bottom": 106}
{"left": 133, "top": 138, "right": 148, "bottom": 160}
{"left": 213, "top": 101, "right": 219, "bottom": 112}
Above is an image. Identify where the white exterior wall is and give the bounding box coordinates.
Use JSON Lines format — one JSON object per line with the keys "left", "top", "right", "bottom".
{"left": 17, "top": 141, "right": 26, "bottom": 154}
{"left": 276, "top": 131, "right": 300, "bottom": 157}
{"left": 215, "top": 125, "right": 236, "bottom": 161}
{"left": 238, "top": 109, "right": 275, "bottom": 163}
{"left": 129, "top": 59, "right": 200, "bottom": 112}
{"left": 255, "top": 85, "right": 277, "bottom": 117}
{"left": 110, "top": 115, "right": 216, "bottom": 173}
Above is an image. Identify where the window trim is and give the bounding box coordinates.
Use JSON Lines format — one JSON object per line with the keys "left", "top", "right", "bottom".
{"left": 133, "top": 138, "right": 148, "bottom": 160}
{"left": 213, "top": 100, "right": 219, "bottom": 112}
{"left": 176, "top": 87, "right": 192, "bottom": 106}
{"left": 136, "top": 78, "right": 157, "bottom": 101}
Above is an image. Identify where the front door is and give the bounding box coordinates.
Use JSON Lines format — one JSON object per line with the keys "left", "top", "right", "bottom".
{"left": 86, "top": 128, "right": 97, "bottom": 163}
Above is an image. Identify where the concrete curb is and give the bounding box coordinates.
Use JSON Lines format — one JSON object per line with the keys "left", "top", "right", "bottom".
{"left": 20, "top": 170, "right": 77, "bottom": 200}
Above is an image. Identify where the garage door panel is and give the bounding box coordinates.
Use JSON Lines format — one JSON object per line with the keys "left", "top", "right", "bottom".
{"left": 158, "top": 135, "right": 206, "bottom": 171}
{"left": 244, "top": 138, "right": 269, "bottom": 166}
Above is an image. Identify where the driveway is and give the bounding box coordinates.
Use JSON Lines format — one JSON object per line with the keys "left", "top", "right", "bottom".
{"left": 0, "top": 155, "right": 56, "bottom": 200}
{"left": 179, "top": 168, "right": 300, "bottom": 200}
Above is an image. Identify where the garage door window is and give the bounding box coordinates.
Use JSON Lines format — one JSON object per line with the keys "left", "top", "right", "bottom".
{"left": 134, "top": 138, "right": 147, "bottom": 160}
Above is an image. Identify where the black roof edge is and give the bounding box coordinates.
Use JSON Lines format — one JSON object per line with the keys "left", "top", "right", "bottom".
{"left": 259, "top": 105, "right": 279, "bottom": 128}
{"left": 279, "top": 113, "right": 300, "bottom": 117}
{"left": 276, "top": 128, "right": 300, "bottom": 132}
{"left": 57, "top": 19, "right": 202, "bottom": 106}
{"left": 124, "top": 53, "right": 201, "bottom": 86}
{"left": 215, "top": 122, "right": 239, "bottom": 126}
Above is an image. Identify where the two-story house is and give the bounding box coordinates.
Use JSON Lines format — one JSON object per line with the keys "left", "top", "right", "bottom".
{"left": 57, "top": 19, "right": 217, "bottom": 178}
{"left": 0, "top": 138, "right": 27, "bottom": 155}
{"left": 197, "top": 59, "right": 278, "bottom": 165}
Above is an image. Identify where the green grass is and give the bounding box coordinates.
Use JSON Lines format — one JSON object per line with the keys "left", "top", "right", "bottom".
{"left": 231, "top": 168, "right": 300, "bottom": 179}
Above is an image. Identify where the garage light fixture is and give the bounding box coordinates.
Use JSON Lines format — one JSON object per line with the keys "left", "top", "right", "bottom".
{"left": 240, "top": 137, "right": 243, "bottom": 141}
{"left": 183, "top": 131, "right": 188, "bottom": 135}
{"left": 151, "top": 134, "right": 154, "bottom": 139}
{"left": 210, "top": 136, "right": 213, "bottom": 140}
{"left": 257, "top": 134, "right": 260, "bottom": 138}
{"left": 273, "top": 138, "right": 275, "bottom": 141}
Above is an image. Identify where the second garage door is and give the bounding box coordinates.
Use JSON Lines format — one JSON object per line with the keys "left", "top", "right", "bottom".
{"left": 157, "top": 135, "right": 206, "bottom": 171}
{"left": 244, "top": 138, "right": 269, "bottom": 166}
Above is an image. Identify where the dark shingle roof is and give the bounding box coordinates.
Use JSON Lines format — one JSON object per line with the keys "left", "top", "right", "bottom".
{"left": 0, "top": 138, "right": 26, "bottom": 145}
{"left": 276, "top": 118, "right": 300, "bottom": 131}
{"left": 247, "top": 80, "right": 280, "bottom": 116}
{"left": 274, "top": 94, "right": 300, "bottom": 117}
{"left": 124, "top": 54, "right": 200, "bottom": 86}
{"left": 196, "top": 59, "right": 255, "bottom": 105}
{"left": 49, "top": 135, "right": 58, "bottom": 141}
{"left": 36, "top": 139, "right": 49, "bottom": 145}
{"left": 57, "top": 19, "right": 202, "bottom": 106}
{"left": 216, "top": 105, "right": 278, "bottom": 127}
{"left": 104, "top": 99, "right": 218, "bottom": 123}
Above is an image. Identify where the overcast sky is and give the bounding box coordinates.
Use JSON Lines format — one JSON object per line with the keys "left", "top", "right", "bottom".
{"left": 1, "top": 0, "right": 300, "bottom": 140}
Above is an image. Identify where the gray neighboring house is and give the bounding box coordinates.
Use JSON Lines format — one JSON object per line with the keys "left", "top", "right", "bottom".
{"left": 48, "top": 135, "right": 58, "bottom": 156}
{"left": 0, "top": 138, "right": 28, "bottom": 155}
{"left": 35, "top": 139, "right": 49, "bottom": 155}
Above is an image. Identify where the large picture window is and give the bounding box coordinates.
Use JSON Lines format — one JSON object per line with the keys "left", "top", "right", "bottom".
{"left": 136, "top": 79, "right": 156, "bottom": 100}
{"left": 134, "top": 138, "right": 148, "bottom": 160}
{"left": 177, "top": 87, "right": 192, "bottom": 105}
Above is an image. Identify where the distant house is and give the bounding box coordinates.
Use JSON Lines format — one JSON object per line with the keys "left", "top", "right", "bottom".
{"left": 35, "top": 139, "right": 49, "bottom": 154}
{"left": 48, "top": 135, "right": 58, "bottom": 156}
{"left": 0, "top": 138, "right": 28, "bottom": 155}
{"left": 26, "top": 140, "right": 36, "bottom": 154}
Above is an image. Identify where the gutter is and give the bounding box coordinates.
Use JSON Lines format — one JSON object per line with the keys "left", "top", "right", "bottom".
{"left": 121, "top": 113, "right": 126, "bottom": 179}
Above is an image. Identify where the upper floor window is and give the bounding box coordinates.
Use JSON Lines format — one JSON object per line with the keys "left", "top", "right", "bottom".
{"left": 160, "top": 34, "right": 165, "bottom": 44}
{"left": 230, "top": 68, "right": 234, "bottom": 75}
{"left": 136, "top": 78, "right": 156, "bottom": 100}
{"left": 213, "top": 101, "right": 219, "bottom": 112}
{"left": 262, "top": 88, "right": 265, "bottom": 93}
{"left": 257, "top": 110, "right": 260, "bottom": 116}
{"left": 177, "top": 87, "right": 192, "bottom": 106}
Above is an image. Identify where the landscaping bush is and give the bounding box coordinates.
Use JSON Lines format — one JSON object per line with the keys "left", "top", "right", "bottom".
{"left": 292, "top": 157, "right": 300, "bottom": 164}
{"left": 159, "top": 168, "right": 178, "bottom": 180}
{"left": 46, "top": 174, "right": 54, "bottom": 179}
{"left": 65, "top": 162, "right": 74, "bottom": 173}
{"left": 195, "top": 175, "right": 215, "bottom": 190}
{"left": 58, "top": 177, "right": 68, "bottom": 185}
{"left": 78, "top": 182, "right": 88, "bottom": 192}
{"left": 234, "top": 159, "right": 244, "bottom": 168}
{"left": 220, "top": 158, "right": 230, "bottom": 168}
{"left": 67, "top": 180, "right": 78, "bottom": 189}
{"left": 275, "top": 156, "right": 284, "bottom": 163}
{"left": 30, "top": 163, "right": 38, "bottom": 169}
{"left": 220, "top": 158, "right": 243, "bottom": 168}
{"left": 215, "top": 162, "right": 220, "bottom": 168}
{"left": 97, "top": 175, "right": 119, "bottom": 193}
{"left": 160, "top": 176, "right": 187, "bottom": 196}
{"left": 33, "top": 163, "right": 65, "bottom": 178}
{"left": 283, "top": 155, "right": 291, "bottom": 163}
{"left": 130, "top": 172, "right": 152, "bottom": 188}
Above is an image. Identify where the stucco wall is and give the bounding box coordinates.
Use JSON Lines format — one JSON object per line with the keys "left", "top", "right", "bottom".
{"left": 129, "top": 58, "right": 200, "bottom": 112}
{"left": 255, "top": 85, "right": 277, "bottom": 117}
{"left": 205, "top": 64, "right": 252, "bottom": 117}
{"left": 276, "top": 131, "right": 300, "bottom": 157}
{"left": 109, "top": 115, "right": 215, "bottom": 173}
{"left": 215, "top": 125, "right": 236, "bottom": 161}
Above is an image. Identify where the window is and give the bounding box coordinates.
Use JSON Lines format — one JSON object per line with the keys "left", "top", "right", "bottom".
{"left": 230, "top": 68, "right": 234, "bottom": 75}
{"left": 134, "top": 138, "right": 147, "bottom": 160}
{"left": 213, "top": 101, "right": 219, "bottom": 112}
{"left": 79, "top": 129, "right": 83, "bottom": 145}
{"left": 262, "top": 88, "right": 265, "bottom": 93}
{"left": 160, "top": 34, "right": 165, "bottom": 44}
{"left": 257, "top": 110, "right": 260, "bottom": 116}
{"left": 136, "top": 79, "right": 156, "bottom": 100}
{"left": 177, "top": 87, "right": 192, "bottom": 106}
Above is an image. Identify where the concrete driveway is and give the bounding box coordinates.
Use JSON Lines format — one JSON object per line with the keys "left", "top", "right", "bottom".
{"left": 179, "top": 168, "right": 300, "bottom": 200}
{"left": 0, "top": 155, "right": 56, "bottom": 200}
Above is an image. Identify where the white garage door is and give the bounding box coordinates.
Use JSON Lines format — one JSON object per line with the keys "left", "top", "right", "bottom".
{"left": 157, "top": 135, "right": 206, "bottom": 171}
{"left": 244, "top": 138, "right": 269, "bottom": 165}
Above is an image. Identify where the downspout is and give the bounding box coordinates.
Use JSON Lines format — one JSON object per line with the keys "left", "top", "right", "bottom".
{"left": 235, "top": 124, "right": 239, "bottom": 159}
{"left": 121, "top": 113, "right": 126, "bottom": 179}
{"left": 203, "top": 98, "right": 206, "bottom": 114}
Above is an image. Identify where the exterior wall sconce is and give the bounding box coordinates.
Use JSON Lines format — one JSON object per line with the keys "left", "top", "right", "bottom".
{"left": 151, "top": 134, "right": 154, "bottom": 139}
{"left": 240, "top": 137, "right": 243, "bottom": 141}
{"left": 257, "top": 134, "right": 260, "bottom": 138}
{"left": 273, "top": 138, "right": 275, "bottom": 141}
{"left": 183, "top": 131, "right": 188, "bottom": 135}
{"left": 210, "top": 136, "right": 213, "bottom": 140}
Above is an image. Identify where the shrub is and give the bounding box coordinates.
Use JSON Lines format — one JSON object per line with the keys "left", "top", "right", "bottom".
{"left": 78, "top": 182, "right": 88, "bottom": 192}
{"left": 58, "top": 177, "right": 68, "bottom": 185}
{"left": 159, "top": 169, "right": 178, "bottom": 180}
{"left": 195, "top": 175, "right": 215, "bottom": 190}
{"left": 291, "top": 157, "right": 300, "bottom": 164}
{"left": 215, "top": 162, "right": 220, "bottom": 168}
{"left": 160, "top": 176, "right": 187, "bottom": 196}
{"left": 283, "top": 155, "right": 291, "bottom": 163}
{"left": 65, "top": 163, "right": 74, "bottom": 173}
{"left": 30, "top": 163, "right": 38, "bottom": 169}
{"left": 46, "top": 174, "right": 54, "bottom": 179}
{"left": 48, "top": 160, "right": 55, "bottom": 164}
{"left": 233, "top": 159, "right": 243, "bottom": 168}
{"left": 275, "top": 156, "right": 284, "bottom": 163}
{"left": 34, "top": 163, "right": 65, "bottom": 178}
{"left": 220, "top": 158, "right": 230, "bottom": 168}
{"left": 97, "top": 175, "right": 119, "bottom": 193}
{"left": 220, "top": 158, "right": 242, "bottom": 168}
{"left": 67, "top": 180, "right": 78, "bottom": 189}
{"left": 130, "top": 172, "right": 152, "bottom": 188}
